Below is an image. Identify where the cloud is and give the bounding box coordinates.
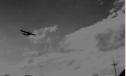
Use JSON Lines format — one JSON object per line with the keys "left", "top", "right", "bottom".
{"left": 49, "top": 25, "right": 58, "bottom": 32}
{"left": 28, "top": 25, "right": 58, "bottom": 44}
{"left": 62, "top": 0, "right": 125, "bottom": 52}
{"left": 0, "top": 0, "right": 124, "bottom": 76}
{"left": 46, "top": 37, "right": 52, "bottom": 43}
{"left": 63, "top": 14, "right": 124, "bottom": 52}
{"left": 22, "top": 50, "right": 39, "bottom": 58}
{"left": 57, "top": 1, "right": 125, "bottom": 73}
{"left": 0, "top": 60, "right": 21, "bottom": 76}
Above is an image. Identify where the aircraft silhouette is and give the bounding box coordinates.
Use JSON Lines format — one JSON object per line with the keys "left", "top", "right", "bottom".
{"left": 20, "top": 30, "right": 36, "bottom": 36}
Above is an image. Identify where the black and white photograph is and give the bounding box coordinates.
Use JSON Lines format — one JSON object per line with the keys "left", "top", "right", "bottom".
{"left": 0, "top": 0, "right": 125, "bottom": 76}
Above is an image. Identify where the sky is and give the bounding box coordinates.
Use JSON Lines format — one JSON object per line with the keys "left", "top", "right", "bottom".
{"left": 0, "top": 0, "right": 115, "bottom": 64}
{"left": 0, "top": 0, "right": 125, "bottom": 76}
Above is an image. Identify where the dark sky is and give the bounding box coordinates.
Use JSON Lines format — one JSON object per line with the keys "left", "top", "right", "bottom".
{"left": 0, "top": 0, "right": 114, "bottom": 30}
{"left": 0, "top": 0, "right": 116, "bottom": 64}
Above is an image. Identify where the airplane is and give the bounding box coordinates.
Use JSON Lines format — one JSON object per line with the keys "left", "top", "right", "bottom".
{"left": 20, "top": 30, "right": 36, "bottom": 36}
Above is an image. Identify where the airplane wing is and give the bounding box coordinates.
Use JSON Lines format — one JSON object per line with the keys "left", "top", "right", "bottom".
{"left": 21, "top": 30, "right": 36, "bottom": 36}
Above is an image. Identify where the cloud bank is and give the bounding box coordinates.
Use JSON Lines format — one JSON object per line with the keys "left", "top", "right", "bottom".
{"left": 28, "top": 25, "right": 58, "bottom": 44}
{"left": 0, "top": 0, "right": 124, "bottom": 76}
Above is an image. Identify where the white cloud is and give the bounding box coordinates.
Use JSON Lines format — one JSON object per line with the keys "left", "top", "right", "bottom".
{"left": 22, "top": 51, "right": 39, "bottom": 58}
{"left": 49, "top": 25, "right": 58, "bottom": 32}
{"left": 62, "top": 0, "right": 125, "bottom": 52}
{"left": 0, "top": 60, "right": 20, "bottom": 76}
{"left": 63, "top": 13, "right": 124, "bottom": 51}
{"left": 28, "top": 25, "right": 58, "bottom": 44}
{"left": 0, "top": 0, "right": 124, "bottom": 76}
{"left": 57, "top": 0, "right": 125, "bottom": 74}
{"left": 46, "top": 37, "right": 52, "bottom": 43}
